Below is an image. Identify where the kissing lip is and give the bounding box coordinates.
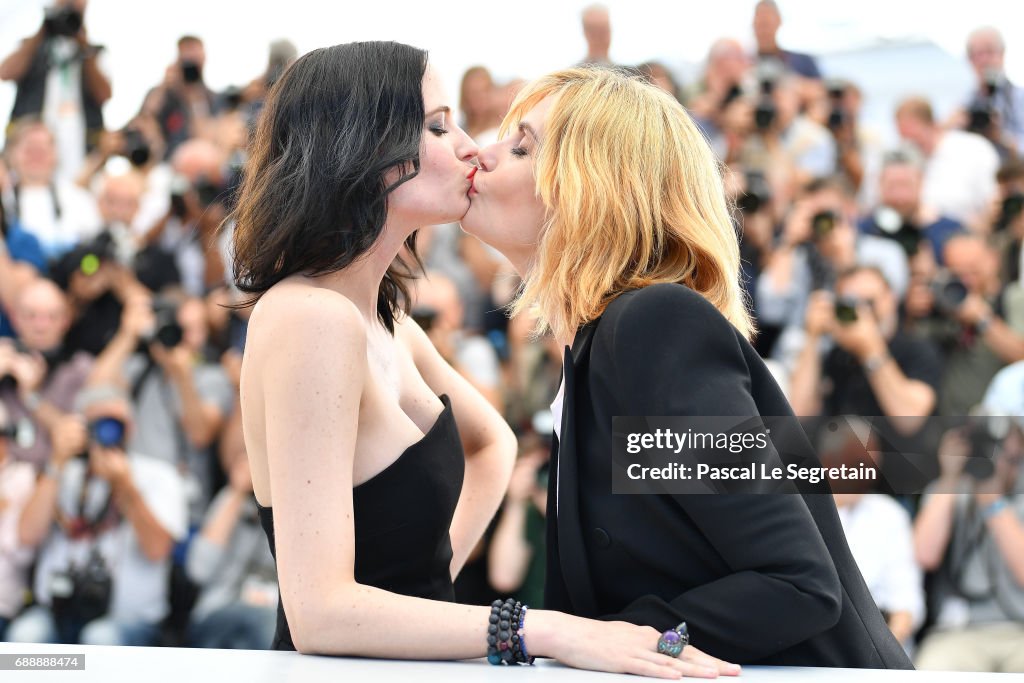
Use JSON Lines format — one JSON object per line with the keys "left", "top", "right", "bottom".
{"left": 467, "top": 166, "right": 478, "bottom": 194}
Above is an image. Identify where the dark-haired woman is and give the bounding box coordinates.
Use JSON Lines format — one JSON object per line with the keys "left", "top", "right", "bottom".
{"left": 231, "top": 42, "right": 737, "bottom": 679}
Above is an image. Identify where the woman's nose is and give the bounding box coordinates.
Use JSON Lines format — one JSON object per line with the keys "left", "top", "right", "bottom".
{"left": 475, "top": 143, "right": 499, "bottom": 172}
{"left": 456, "top": 129, "right": 480, "bottom": 163}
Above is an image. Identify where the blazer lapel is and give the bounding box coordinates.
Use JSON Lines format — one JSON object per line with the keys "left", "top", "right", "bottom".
{"left": 555, "top": 321, "right": 601, "bottom": 617}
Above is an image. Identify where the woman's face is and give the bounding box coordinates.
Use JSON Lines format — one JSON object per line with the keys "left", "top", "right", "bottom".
{"left": 460, "top": 96, "right": 552, "bottom": 272}
{"left": 387, "top": 66, "right": 480, "bottom": 229}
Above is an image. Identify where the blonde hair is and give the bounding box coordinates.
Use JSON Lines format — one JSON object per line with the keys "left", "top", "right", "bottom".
{"left": 503, "top": 66, "right": 755, "bottom": 342}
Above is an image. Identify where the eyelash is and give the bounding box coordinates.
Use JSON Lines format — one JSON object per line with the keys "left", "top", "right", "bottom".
{"left": 511, "top": 146, "right": 528, "bottom": 157}
{"left": 429, "top": 123, "right": 449, "bottom": 136}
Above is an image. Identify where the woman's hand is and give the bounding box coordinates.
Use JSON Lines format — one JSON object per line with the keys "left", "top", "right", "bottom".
{"left": 527, "top": 610, "right": 741, "bottom": 679}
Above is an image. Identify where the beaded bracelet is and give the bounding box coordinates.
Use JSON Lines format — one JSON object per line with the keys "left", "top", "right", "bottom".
{"left": 486, "top": 598, "right": 534, "bottom": 665}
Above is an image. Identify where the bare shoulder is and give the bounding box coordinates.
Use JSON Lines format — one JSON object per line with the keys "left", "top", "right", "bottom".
{"left": 248, "top": 280, "right": 367, "bottom": 354}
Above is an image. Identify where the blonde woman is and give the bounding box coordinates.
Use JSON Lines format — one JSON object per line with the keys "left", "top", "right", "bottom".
{"left": 461, "top": 66, "right": 914, "bottom": 669}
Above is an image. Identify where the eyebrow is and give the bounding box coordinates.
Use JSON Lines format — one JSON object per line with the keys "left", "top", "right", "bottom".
{"left": 426, "top": 106, "right": 450, "bottom": 117}
{"left": 519, "top": 122, "right": 541, "bottom": 144}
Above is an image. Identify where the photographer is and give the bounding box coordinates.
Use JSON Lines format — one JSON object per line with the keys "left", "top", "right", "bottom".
{"left": 989, "top": 160, "right": 1024, "bottom": 284}
{"left": 0, "top": 402, "right": 38, "bottom": 637}
{"left": 141, "top": 138, "right": 231, "bottom": 297}
{"left": 756, "top": 177, "right": 908, "bottom": 370}
{"left": 858, "top": 151, "right": 965, "bottom": 265}
{"left": 751, "top": 0, "right": 820, "bottom": 79}
{"left": 913, "top": 404, "right": 1024, "bottom": 672}
{"left": 791, "top": 265, "right": 940, "bottom": 427}
{"left": 88, "top": 291, "right": 232, "bottom": 525}
{"left": 896, "top": 96, "right": 999, "bottom": 231}
{"left": 2, "top": 119, "right": 102, "bottom": 261}
{"left": 7, "top": 386, "right": 186, "bottom": 645}
{"left": 791, "top": 265, "right": 943, "bottom": 488}
{"left": 958, "top": 27, "right": 1024, "bottom": 158}
{"left": 0, "top": 0, "right": 111, "bottom": 183}
{"left": 141, "top": 36, "right": 223, "bottom": 158}
{"left": 910, "top": 234, "right": 1024, "bottom": 417}
{"left": 741, "top": 68, "right": 836, "bottom": 188}
{"left": 0, "top": 279, "right": 93, "bottom": 472}
{"left": 73, "top": 116, "right": 174, "bottom": 238}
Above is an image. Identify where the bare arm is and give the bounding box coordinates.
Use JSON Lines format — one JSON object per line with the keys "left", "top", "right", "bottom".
{"left": 0, "top": 28, "right": 44, "bottom": 82}
{"left": 253, "top": 291, "right": 734, "bottom": 678}
{"left": 397, "top": 313, "right": 516, "bottom": 578}
{"left": 982, "top": 502, "right": 1024, "bottom": 585}
{"left": 111, "top": 474, "right": 174, "bottom": 562}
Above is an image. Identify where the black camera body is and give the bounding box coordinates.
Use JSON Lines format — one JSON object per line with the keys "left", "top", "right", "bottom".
{"left": 121, "top": 128, "right": 151, "bottom": 168}
{"left": 931, "top": 272, "right": 970, "bottom": 313}
{"left": 49, "top": 548, "right": 113, "bottom": 625}
{"left": 811, "top": 210, "right": 838, "bottom": 240}
{"left": 963, "top": 414, "right": 1013, "bottom": 480}
{"left": 967, "top": 71, "right": 1002, "bottom": 136}
{"left": 834, "top": 296, "right": 860, "bottom": 325}
{"left": 181, "top": 60, "right": 202, "bottom": 85}
{"left": 995, "top": 192, "right": 1024, "bottom": 232}
{"left": 145, "top": 297, "right": 183, "bottom": 349}
{"left": 826, "top": 80, "right": 848, "bottom": 131}
{"left": 737, "top": 169, "right": 772, "bottom": 214}
{"left": 43, "top": 6, "right": 83, "bottom": 38}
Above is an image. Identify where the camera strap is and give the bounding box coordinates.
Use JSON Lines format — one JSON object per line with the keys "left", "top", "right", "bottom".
{"left": 61, "top": 467, "right": 119, "bottom": 541}
{"left": 10, "top": 183, "right": 63, "bottom": 223}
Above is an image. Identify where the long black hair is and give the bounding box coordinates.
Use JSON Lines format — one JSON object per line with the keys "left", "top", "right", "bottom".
{"left": 230, "top": 41, "right": 428, "bottom": 333}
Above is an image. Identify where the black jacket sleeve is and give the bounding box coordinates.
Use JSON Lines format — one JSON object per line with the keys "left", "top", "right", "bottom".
{"left": 595, "top": 283, "right": 843, "bottom": 662}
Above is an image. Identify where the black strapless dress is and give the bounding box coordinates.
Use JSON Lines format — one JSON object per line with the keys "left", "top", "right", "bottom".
{"left": 256, "top": 394, "right": 465, "bottom": 650}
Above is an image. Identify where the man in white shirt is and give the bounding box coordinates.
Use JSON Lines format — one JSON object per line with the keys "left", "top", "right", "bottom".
{"left": 0, "top": 0, "right": 112, "bottom": 184}
{"left": 3, "top": 120, "right": 101, "bottom": 260}
{"left": 896, "top": 96, "right": 999, "bottom": 231}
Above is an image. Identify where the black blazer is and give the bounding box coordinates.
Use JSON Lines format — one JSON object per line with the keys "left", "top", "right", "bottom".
{"left": 545, "top": 282, "right": 914, "bottom": 669}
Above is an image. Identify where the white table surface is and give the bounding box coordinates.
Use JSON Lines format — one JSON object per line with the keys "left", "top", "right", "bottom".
{"left": 1, "top": 643, "right": 1022, "bottom": 682}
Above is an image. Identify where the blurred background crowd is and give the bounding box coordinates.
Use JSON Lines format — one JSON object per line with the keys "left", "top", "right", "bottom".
{"left": 0, "top": 0, "right": 1022, "bottom": 673}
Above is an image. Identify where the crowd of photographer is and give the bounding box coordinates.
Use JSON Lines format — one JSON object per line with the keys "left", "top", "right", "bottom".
{"left": 0, "top": 0, "right": 1022, "bottom": 672}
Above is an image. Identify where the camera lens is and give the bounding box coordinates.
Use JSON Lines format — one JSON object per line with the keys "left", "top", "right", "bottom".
{"left": 811, "top": 211, "right": 837, "bottom": 239}
{"left": 834, "top": 297, "right": 859, "bottom": 325}
{"left": 89, "top": 416, "right": 126, "bottom": 449}
{"left": 181, "top": 60, "right": 202, "bottom": 84}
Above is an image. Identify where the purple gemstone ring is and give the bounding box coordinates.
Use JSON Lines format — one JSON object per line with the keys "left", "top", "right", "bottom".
{"left": 656, "top": 621, "right": 689, "bottom": 658}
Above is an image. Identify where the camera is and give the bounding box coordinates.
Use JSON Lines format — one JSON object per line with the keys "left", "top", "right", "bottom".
{"left": 753, "top": 59, "right": 782, "bottom": 133}
{"left": 966, "top": 70, "right": 1001, "bottom": 136}
{"left": 930, "top": 271, "right": 970, "bottom": 313}
{"left": 121, "top": 127, "right": 151, "bottom": 168}
{"left": 181, "top": 59, "right": 202, "bottom": 84}
{"left": 834, "top": 296, "right": 860, "bottom": 325}
{"left": 88, "top": 416, "right": 127, "bottom": 450}
{"left": 50, "top": 548, "right": 112, "bottom": 625}
{"left": 811, "top": 210, "right": 838, "bottom": 240}
{"left": 144, "top": 297, "right": 183, "bottom": 348}
{"left": 737, "top": 169, "right": 771, "bottom": 214}
{"left": 962, "top": 414, "right": 1013, "bottom": 480}
{"left": 995, "top": 192, "right": 1024, "bottom": 232}
{"left": 826, "top": 79, "right": 847, "bottom": 131}
{"left": 43, "top": 6, "right": 83, "bottom": 38}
